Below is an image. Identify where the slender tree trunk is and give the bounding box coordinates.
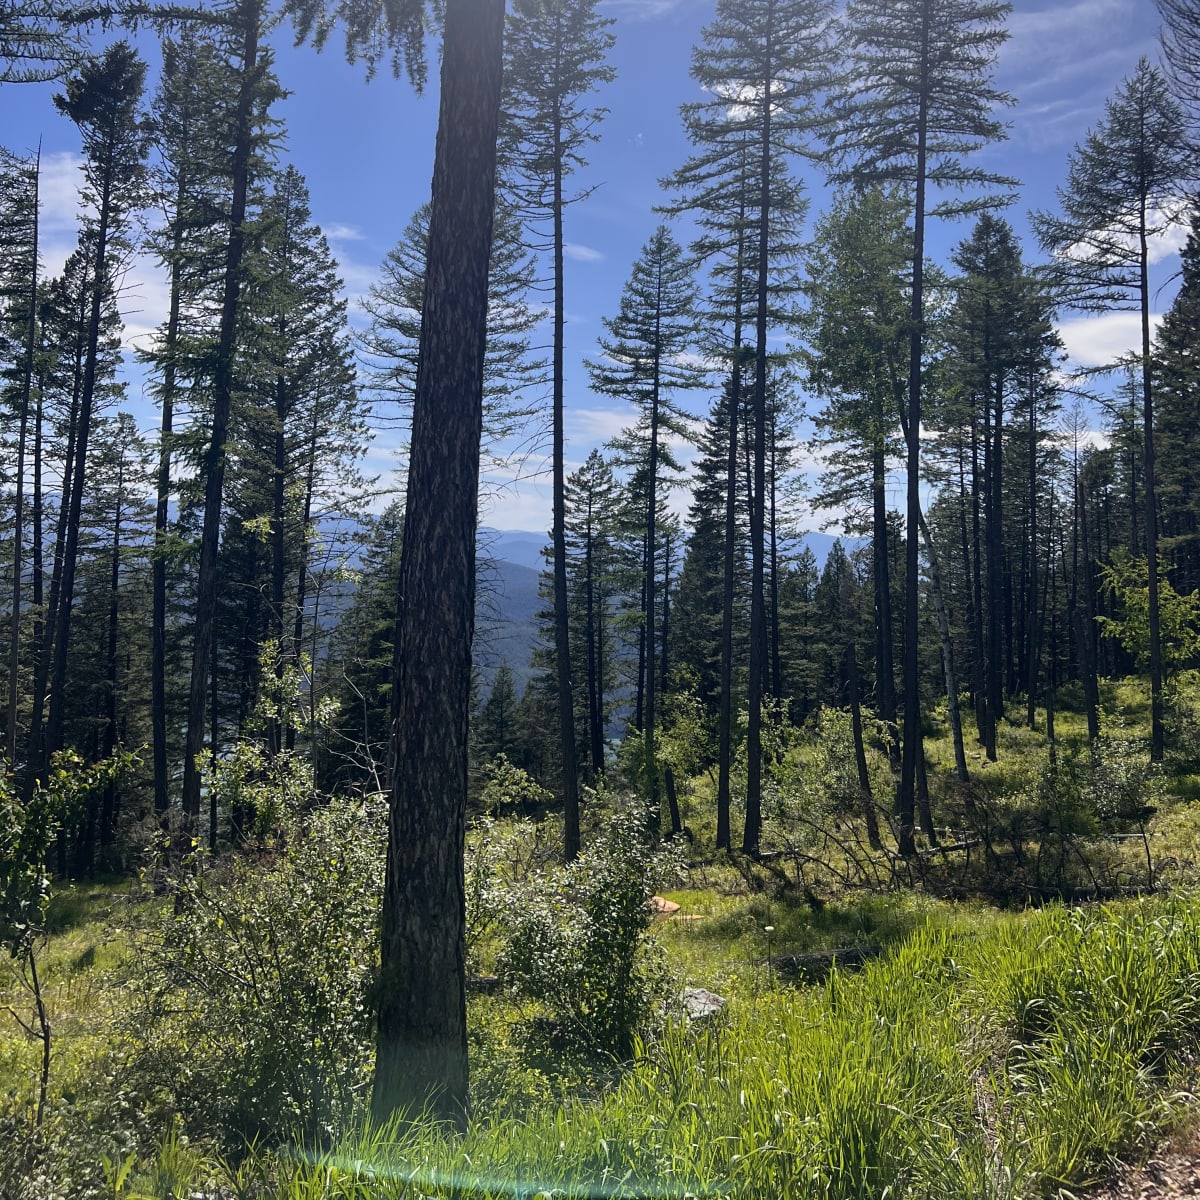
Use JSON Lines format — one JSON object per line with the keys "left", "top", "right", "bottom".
{"left": 896, "top": 7, "right": 930, "bottom": 858}
{"left": 100, "top": 449, "right": 124, "bottom": 852}
{"left": 845, "top": 643, "right": 881, "bottom": 850}
{"left": 917, "top": 509, "right": 969, "bottom": 784}
{"left": 152, "top": 209, "right": 184, "bottom": 817}
{"left": 743, "top": 6, "right": 775, "bottom": 856}
{"left": 986, "top": 375, "right": 1005, "bottom": 732}
{"left": 1140, "top": 216, "right": 1165, "bottom": 761}
{"left": 7, "top": 150, "right": 38, "bottom": 763}
{"left": 372, "top": 0, "right": 503, "bottom": 1127}
{"left": 970, "top": 418, "right": 993, "bottom": 757}
{"left": 644, "top": 320, "right": 662, "bottom": 830}
{"left": 44, "top": 179, "right": 116, "bottom": 769}
{"left": 872, "top": 445, "right": 899, "bottom": 770}
{"left": 551, "top": 104, "right": 582, "bottom": 862}
{"left": 181, "top": 0, "right": 261, "bottom": 825}
{"left": 1025, "top": 384, "right": 1039, "bottom": 726}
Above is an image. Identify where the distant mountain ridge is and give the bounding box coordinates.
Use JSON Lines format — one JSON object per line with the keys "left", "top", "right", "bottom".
{"left": 470, "top": 527, "right": 867, "bottom": 696}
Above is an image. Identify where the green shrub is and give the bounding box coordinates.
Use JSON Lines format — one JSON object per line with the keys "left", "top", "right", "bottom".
{"left": 122, "top": 795, "right": 385, "bottom": 1148}
{"left": 496, "top": 805, "right": 681, "bottom": 1058}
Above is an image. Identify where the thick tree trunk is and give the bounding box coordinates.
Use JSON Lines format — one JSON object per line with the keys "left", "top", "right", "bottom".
{"left": 372, "top": 0, "right": 503, "bottom": 1127}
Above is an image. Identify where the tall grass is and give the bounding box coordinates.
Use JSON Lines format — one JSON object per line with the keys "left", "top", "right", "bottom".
{"left": 108, "top": 894, "right": 1200, "bottom": 1200}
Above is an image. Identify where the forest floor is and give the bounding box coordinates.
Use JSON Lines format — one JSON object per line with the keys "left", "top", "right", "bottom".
{"left": 1086, "top": 1123, "right": 1200, "bottom": 1200}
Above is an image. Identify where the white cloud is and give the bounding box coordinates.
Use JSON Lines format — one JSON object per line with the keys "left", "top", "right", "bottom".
{"left": 1057, "top": 310, "right": 1162, "bottom": 368}
{"left": 997, "top": 0, "right": 1157, "bottom": 147}
{"left": 324, "top": 222, "right": 365, "bottom": 243}
{"left": 600, "top": 0, "right": 689, "bottom": 20}
{"left": 564, "top": 242, "right": 604, "bottom": 263}
{"left": 479, "top": 476, "right": 553, "bottom": 530}
{"left": 567, "top": 405, "right": 629, "bottom": 442}
{"left": 1001, "top": 0, "right": 1138, "bottom": 85}
{"left": 1062, "top": 196, "right": 1192, "bottom": 268}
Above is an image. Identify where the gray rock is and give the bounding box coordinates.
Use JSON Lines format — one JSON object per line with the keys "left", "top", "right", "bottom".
{"left": 683, "top": 986, "right": 726, "bottom": 1021}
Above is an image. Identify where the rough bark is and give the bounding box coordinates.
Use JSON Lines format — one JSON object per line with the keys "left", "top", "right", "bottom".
{"left": 372, "top": 0, "right": 504, "bottom": 1127}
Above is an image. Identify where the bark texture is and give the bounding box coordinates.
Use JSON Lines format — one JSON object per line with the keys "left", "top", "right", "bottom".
{"left": 372, "top": 0, "right": 504, "bottom": 1127}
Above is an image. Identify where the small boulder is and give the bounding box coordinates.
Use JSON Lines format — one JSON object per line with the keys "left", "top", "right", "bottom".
{"left": 683, "top": 987, "right": 726, "bottom": 1022}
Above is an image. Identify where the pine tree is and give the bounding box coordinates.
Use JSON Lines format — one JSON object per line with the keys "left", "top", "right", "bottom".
{"left": 180, "top": 0, "right": 283, "bottom": 827}
{"left": 360, "top": 200, "right": 541, "bottom": 484}
{"left": 562, "top": 450, "right": 625, "bottom": 781}
{"left": 1034, "top": 58, "right": 1194, "bottom": 762}
{"left": 1156, "top": 211, "right": 1200, "bottom": 594}
{"left": 0, "top": 145, "right": 40, "bottom": 764}
{"left": 828, "top": 0, "right": 1014, "bottom": 855}
{"left": 804, "top": 186, "right": 909, "bottom": 768}
{"left": 501, "top": 0, "right": 614, "bottom": 862}
{"left": 662, "top": 0, "right": 830, "bottom": 852}
{"left": 140, "top": 29, "right": 241, "bottom": 817}
{"left": 586, "top": 225, "right": 702, "bottom": 826}
{"left": 35, "top": 44, "right": 148, "bottom": 789}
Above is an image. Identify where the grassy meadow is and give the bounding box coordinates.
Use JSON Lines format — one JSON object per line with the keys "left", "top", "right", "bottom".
{"left": 4, "top": 679, "right": 1200, "bottom": 1199}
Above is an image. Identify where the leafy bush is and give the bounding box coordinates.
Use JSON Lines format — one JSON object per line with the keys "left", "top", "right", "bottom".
{"left": 122, "top": 795, "right": 385, "bottom": 1147}
{"left": 496, "top": 805, "right": 681, "bottom": 1058}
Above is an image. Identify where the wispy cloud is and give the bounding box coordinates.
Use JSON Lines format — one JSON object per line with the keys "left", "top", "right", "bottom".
{"left": 997, "top": 0, "right": 1157, "bottom": 147}
{"left": 324, "top": 222, "right": 365, "bottom": 243}
{"left": 1058, "top": 310, "right": 1163, "bottom": 368}
{"left": 564, "top": 242, "right": 604, "bottom": 263}
{"left": 600, "top": 0, "right": 689, "bottom": 20}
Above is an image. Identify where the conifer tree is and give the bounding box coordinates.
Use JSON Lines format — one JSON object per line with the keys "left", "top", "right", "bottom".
{"left": 141, "top": 29, "right": 239, "bottom": 816}
{"left": 586, "top": 225, "right": 702, "bottom": 825}
{"left": 501, "top": 0, "right": 614, "bottom": 861}
{"left": 804, "top": 186, "right": 909, "bottom": 768}
{"left": 36, "top": 43, "right": 148, "bottom": 788}
{"left": 361, "top": 200, "right": 541, "bottom": 484}
{"left": 562, "top": 449, "right": 624, "bottom": 781}
{"left": 1, "top": 146, "right": 40, "bottom": 764}
{"left": 1034, "top": 58, "right": 1193, "bottom": 762}
{"left": 828, "top": 0, "right": 1013, "bottom": 855}
{"left": 1155, "top": 211, "right": 1200, "bottom": 595}
{"left": 180, "top": 0, "right": 282, "bottom": 827}
{"left": 663, "top": 0, "right": 830, "bottom": 852}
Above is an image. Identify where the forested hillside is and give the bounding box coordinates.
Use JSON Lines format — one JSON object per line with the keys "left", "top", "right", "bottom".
{"left": 4, "top": 0, "right": 1200, "bottom": 1194}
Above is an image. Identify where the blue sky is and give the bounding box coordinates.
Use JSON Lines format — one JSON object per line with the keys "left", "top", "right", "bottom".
{"left": 0, "top": 0, "right": 1173, "bottom": 533}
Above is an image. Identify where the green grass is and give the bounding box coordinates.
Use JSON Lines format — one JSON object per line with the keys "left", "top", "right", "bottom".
{"left": 8, "top": 674, "right": 1200, "bottom": 1198}
{"left": 73, "top": 892, "right": 1200, "bottom": 1200}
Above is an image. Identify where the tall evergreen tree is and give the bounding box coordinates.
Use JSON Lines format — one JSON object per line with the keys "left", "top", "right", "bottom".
{"left": 828, "top": 0, "right": 1013, "bottom": 855}
{"left": 500, "top": 0, "right": 614, "bottom": 861}
{"left": 0, "top": 145, "right": 40, "bottom": 764}
{"left": 804, "top": 186, "right": 909, "bottom": 768}
{"left": 180, "top": 0, "right": 282, "bottom": 826}
{"left": 1156, "top": 211, "right": 1200, "bottom": 594}
{"left": 586, "top": 225, "right": 702, "bottom": 827}
{"left": 663, "top": 0, "right": 829, "bottom": 852}
{"left": 360, "top": 200, "right": 541, "bottom": 484}
{"left": 141, "top": 29, "right": 239, "bottom": 816}
{"left": 36, "top": 43, "right": 148, "bottom": 787}
{"left": 1034, "top": 58, "right": 1193, "bottom": 762}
